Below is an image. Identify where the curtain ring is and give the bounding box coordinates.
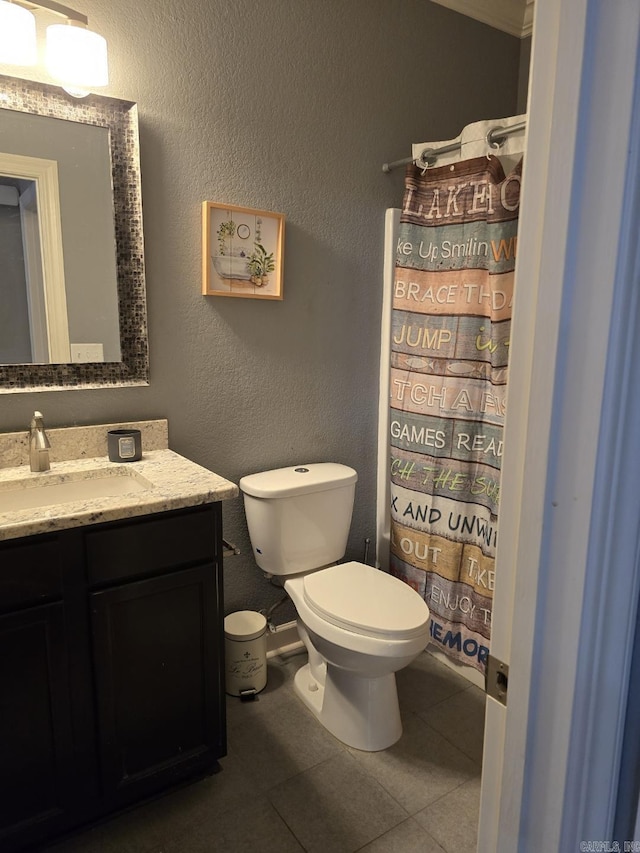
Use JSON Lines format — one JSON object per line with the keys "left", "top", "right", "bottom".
{"left": 417, "top": 148, "right": 437, "bottom": 173}
{"left": 486, "top": 126, "right": 505, "bottom": 150}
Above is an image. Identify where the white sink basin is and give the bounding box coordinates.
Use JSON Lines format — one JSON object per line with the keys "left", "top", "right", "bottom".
{"left": 0, "top": 469, "right": 151, "bottom": 513}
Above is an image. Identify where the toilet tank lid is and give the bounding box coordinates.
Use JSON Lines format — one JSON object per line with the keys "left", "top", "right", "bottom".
{"left": 239, "top": 463, "right": 357, "bottom": 498}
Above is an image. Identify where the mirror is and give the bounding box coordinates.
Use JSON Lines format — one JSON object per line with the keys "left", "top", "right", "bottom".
{"left": 0, "top": 119, "right": 120, "bottom": 364}
{"left": 0, "top": 73, "right": 148, "bottom": 392}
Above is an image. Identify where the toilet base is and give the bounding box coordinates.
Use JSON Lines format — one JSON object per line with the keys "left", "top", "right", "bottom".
{"left": 293, "top": 661, "right": 403, "bottom": 751}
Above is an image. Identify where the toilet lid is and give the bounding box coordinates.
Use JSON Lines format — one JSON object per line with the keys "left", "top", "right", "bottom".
{"left": 302, "top": 562, "right": 430, "bottom": 640}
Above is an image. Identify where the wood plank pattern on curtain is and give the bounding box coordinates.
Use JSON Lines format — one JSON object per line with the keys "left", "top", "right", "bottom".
{"left": 389, "top": 155, "right": 522, "bottom": 672}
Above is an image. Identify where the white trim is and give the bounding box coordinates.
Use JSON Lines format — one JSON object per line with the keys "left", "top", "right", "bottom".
{"left": 19, "top": 184, "right": 48, "bottom": 363}
{"left": 480, "top": 0, "right": 640, "bottom": 848}
{"left": 522, "top": 0, "right": 535, "bottom": 37}
{"left": 375, "top": 208, "right": 400, "bottom": 572}
{"left": 0, "top": 152, "right": 70, "bottom": 363}
{"left": 430, "top": 0, "right": 530, "bottom": 38}
{"left": 556, "top": 6, "right": 640, "bottom": 843}
{"left": 479, "top": 0, "right": 586, "bottom": 838}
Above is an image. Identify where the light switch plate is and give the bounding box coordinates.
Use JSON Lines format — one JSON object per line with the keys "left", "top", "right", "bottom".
{"left": 70, "top": 344, "right": 104, "bottom": 363}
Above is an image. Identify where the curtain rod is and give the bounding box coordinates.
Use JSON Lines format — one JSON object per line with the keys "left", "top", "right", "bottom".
{"left": 381, "top": 120, "right": 527, "bottom": 174}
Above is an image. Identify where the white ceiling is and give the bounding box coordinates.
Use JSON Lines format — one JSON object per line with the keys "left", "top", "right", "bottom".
{"left": 430, "top": 0, "right": 534, "bottom": 38}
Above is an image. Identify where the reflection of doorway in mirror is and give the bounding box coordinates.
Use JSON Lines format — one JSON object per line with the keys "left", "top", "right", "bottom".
{"left": 17, "top": 181, "right": 48, "bottom": 362}
{"left": 0, "top": 107, "right": 123, "bottom": 368}
{"left": 0, "top": 152, "right": 70, "bottom": 363}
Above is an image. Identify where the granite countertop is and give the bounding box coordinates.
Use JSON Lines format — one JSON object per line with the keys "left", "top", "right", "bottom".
{"left": 0, "top": 448, "right": 239, "bottom": 542}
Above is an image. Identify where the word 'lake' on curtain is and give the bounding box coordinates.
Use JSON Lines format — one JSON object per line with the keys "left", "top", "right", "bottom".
{"left": 389, "top": 154, "right": 522, "bottom": 672}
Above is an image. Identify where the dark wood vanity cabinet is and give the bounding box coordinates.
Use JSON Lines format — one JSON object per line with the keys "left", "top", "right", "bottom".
{"left": 0, "top": 503, "right": 226, "bottom": 853}
{"left": 0, "top": 601, "right": 77, "bottom": 844}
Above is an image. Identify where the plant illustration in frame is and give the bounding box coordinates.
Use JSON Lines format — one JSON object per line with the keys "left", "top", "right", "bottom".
{"left": 202, "top": 202, "right": 285, "bottom": 299}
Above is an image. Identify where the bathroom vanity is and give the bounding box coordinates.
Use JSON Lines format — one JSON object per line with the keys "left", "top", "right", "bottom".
{"left": 0, "top": 420, "right": 238, "bottom": 852}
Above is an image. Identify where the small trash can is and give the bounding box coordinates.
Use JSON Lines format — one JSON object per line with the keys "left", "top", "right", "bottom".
{"left": 224, "top": 610, "right": 268, "bottom": 697}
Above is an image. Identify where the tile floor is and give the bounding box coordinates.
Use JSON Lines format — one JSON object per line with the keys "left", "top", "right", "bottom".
{"left": 44, "top": 650, "right": 485, "bottom": 853}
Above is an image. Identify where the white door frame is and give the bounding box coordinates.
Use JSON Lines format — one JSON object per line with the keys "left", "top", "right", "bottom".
{"left": 19, "top": 182, "right": 49, "bottom": 362}
{"left": 479, "top": 1, "right": 640, "bottom": 849}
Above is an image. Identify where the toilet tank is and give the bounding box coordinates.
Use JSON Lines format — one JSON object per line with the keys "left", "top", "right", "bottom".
{"left": 239, "top": 463, "right": 358, "bottom": 576}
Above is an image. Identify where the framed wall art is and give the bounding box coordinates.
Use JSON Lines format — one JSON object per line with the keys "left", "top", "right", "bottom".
{"left": 202, "top": 201, "right": 285, "bottom": 300}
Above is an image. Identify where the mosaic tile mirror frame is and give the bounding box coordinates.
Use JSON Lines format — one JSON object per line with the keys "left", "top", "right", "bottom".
{"left": 0, "top": 73, "right": 149, "bottom": 393}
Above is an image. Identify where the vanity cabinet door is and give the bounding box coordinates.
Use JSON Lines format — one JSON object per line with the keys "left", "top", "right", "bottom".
{"left": 0, "top": 602, "right": 75, "bottom": 851}
{"left": 90, "top": 563, "right": 225, "bottom": 809}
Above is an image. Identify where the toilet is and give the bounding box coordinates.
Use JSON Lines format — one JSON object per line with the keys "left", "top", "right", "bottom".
{"left": 239, "top": 462, "right": 430, "bottom": 751}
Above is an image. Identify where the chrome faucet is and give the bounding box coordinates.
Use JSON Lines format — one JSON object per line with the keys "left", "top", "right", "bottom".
{"left": 29, "top": 411, "right": 51, "bottom": 472}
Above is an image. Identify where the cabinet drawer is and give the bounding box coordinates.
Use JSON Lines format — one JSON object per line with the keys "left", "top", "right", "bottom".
{"left": 86, "top": 504, "right": 220, "bottom": 587}
{"left": 0, "top": 536, "right": 64, "bottom": 612}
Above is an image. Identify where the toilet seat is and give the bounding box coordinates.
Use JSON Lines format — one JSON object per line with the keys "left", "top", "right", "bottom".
{"left": 302, "top": 561, "right": 430, "bottom": 640}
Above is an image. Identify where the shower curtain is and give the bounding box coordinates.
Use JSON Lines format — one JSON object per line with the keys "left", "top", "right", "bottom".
{"left": 388, "top": 145, "right": 523, "bottom": 672}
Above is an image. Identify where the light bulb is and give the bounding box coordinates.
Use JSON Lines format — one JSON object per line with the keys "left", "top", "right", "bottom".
{"left": 45, "top": 23, "right": 108, "bottom": 89}
{"left": 0, "top": 1, "right": 37, "bottom": 66}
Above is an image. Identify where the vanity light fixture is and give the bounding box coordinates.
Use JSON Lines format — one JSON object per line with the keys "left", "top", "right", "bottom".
{"left": 0, "top": 0, "right": 108, "bottom": 94}
{"left": 0, "top": 1, "right": 37, "bottom": 65}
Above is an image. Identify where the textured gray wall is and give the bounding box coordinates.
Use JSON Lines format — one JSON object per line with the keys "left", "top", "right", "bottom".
{"left": 0, "top": 0, "right": 521, "bottom": 617}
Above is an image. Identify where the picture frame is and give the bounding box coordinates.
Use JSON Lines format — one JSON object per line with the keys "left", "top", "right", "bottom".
{"left": 202, "top": 201, "right": 285, "bottom": 299}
